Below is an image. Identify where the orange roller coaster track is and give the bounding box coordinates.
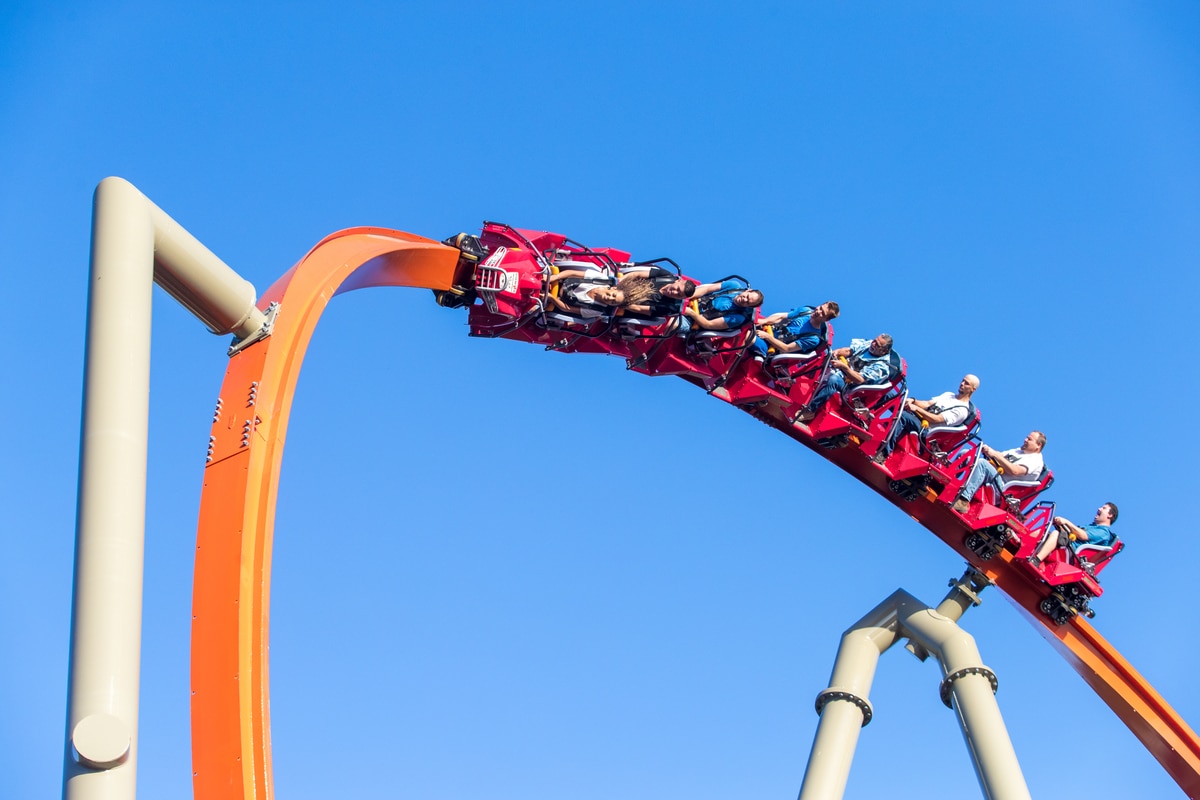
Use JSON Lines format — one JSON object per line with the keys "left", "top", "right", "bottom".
{"left": 190, "top": 227, "right": 1200, "bottom": 800}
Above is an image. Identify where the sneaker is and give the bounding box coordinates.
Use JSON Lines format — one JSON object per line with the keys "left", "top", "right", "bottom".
{"left": 1027, "top": 555, "right": 1042, "bottom": 567}
{"left": 871, "top": 449, "right": 888, "bottom": 464}
{"left": 794, "top": 408, "right": 816, "bottom": 423}
{"left": 951, "top": 498, "right": 970, "bottom": 514}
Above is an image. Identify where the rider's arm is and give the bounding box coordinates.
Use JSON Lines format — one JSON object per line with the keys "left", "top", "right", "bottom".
{"left": 685, "top": 306, "right": 730, "bottom": 330}
{"left": 756, "top": 331, "right": 798, "bottom": 352}
{"left": 691, "top": 282, "right": 722, "bottom": 299}
{"left": 772, "top": 338, "right": 801, "bottom": 353}
{"left": 912, "top": 408, "right": 946, "bottom": 424}
{"left": 838, "top": 355, "right": 887, "bottom": 387}
{"left": 546, "top": 294, "right": 579, "bottom": 314}
{"left": 909, "top": 402, "right": 949, "bottom": 425}
{"left": 1053, "top": 516, "right": 1084, "bottom": 540}
{"left": 983, "top": 446, "right": 1032, "bottom": 476}
{"left": 833, "top": 360, "right": 865, "bottom": 384}
{"left": 1003, "top": 454, "right": 1033, "bottom": 477}
{"left": 547, "top": 269, "right": 587, "bottom": 284}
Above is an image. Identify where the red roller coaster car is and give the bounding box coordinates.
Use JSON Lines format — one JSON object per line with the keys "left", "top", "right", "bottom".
{"left": 438, "top": 223, "right": 1120, "bottom": 625}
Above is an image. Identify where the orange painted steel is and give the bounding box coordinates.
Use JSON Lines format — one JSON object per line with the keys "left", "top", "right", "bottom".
{"left": 191, "top": 228, "right": 461, "bottom": 800}
{"left": 192, "top": 227, "right": 1200, "bottom": 799}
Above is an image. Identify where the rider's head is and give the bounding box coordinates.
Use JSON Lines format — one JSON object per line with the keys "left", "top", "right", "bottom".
{"left": 661, "top": 278, "right": 697, "bottom": 300}
{"left": 812, "top": 301, "right": 840, "bottom": 323}
{"left": 593, "top": 286, "right": 625, "bottom": 305}
{"left": 735, "top": 289, "right": 764, "bottom": 308}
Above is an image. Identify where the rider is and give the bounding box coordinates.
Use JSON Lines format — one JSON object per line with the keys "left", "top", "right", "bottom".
{"left": 795, "top": 333, "right": 899, "bottom": 422}
{"left": 1031, "top": 502, "right": 1119, "bottom": 566}
{"left": 752, "top": 301, "right": 840, "bottom": 356}
{"left": 618, "top": 265, "right": 697, "bottom": 317}
{"left": 873, "top": 374, "right": 980, "bottom": 462}
{"left": 677, "top": 278, "right": 763, "bottom": 333}
{"left": 951, "top": 430, "right": 1045, "bottom": 513}
{"left": 546, "top": 269, "right": 654, "bottom": 318}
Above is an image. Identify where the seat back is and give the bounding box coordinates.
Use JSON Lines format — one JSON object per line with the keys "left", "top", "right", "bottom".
{"left": 766, "top": 319, "right": 832, "bottom": 374}
{"left": 1002, "top": 467, "right": 1055, "bottom": 515}
{"left": 1076, "top": 537, "right": 1124, "bottom": 577}
{"left": 766, "top": 345, "right": 826, "bottom": 380}
{"left": 922, "top": 404, "right": 981, "bottom": 462}
{"left": 844, "top": 356, "right": 907, "bottom": 417}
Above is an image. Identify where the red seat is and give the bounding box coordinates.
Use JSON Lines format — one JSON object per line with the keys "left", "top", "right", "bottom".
{"left": 921, "top": 406, "right": 982, "bottom": 463}
{"left": 981, "top": 466, "right": 1055, "bottom": 517}
{"left": 1073, "top": 536, "right": 1124, "bottom": 578}
{"left": 842, "top": 357, "right": 908, "bottom": 434}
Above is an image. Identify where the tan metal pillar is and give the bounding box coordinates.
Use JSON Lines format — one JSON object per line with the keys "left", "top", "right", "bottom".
{"left": 799, "top": 596, "right": 902, "bottom": 800}
{"left": 798, "top": 580, "right": 1030, "bottom": 800}
{"left": 903, "top": 607, "right": 1030, "bottom": 800}
{"left": 63, "top": 177, "right": 155, "bottom": 800}
{"left": 64, "top": 177, "right": 267, "bottom": 800}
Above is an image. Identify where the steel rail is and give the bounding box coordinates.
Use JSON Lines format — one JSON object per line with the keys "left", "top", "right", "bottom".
{"left": 191, "top": 228, "right": 460, "bottom": 800}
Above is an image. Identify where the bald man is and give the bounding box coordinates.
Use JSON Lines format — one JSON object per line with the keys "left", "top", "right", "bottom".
{"left": 873, "top": 374, "right": 980, "bottom": 462}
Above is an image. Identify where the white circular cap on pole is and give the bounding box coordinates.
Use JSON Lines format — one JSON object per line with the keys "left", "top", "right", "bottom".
{"left": 72, "top": 714, "right": 131, "bottom": 770}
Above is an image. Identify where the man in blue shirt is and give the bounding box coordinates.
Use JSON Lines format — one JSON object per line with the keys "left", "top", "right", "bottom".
{"left": 796, "top": 333, "right": 898, "bottom": 422}
{"left": 678, "top": 278, "right": 763, "bottom": 333}
{"left": 752, "top": 301, "right": 840, "bottom": 356}
{"left": 1031, "top": 502, "right": 1119, "bottom": 566}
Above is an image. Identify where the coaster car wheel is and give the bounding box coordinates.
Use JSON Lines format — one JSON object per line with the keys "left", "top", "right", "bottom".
{"left": 964, "top": 523, "right": 1008, "bottom": 561}
{"left": 432, "top": 287, "right": 475, "bottom": 308}
{"left": 1063, "top": 583, "right": 1094, "bottom": 615}
{"left": 966, "top": 533, "right": 995, "bottom": 561}
{"left": 1040, "top": 593, "right": 1074, "bottom": 626}
{"left": 888, "top": 475, "right": 928, "bottom": 503}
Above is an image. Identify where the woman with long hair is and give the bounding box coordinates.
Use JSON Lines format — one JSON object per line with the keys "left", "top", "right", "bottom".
{"left": 547, "top": 270, "right": 654, "bottom": 317}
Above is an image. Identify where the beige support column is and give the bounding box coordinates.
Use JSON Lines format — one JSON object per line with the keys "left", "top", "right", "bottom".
{"left": 798, "top": 580, "right": 1030, "bottom": 800}
{"left": 64, "top": 177, "right": 267, "bottom": 800}
{"left": 798, "top": 595, "right": 903, "bottom": 800}
{"left": 902, "top": 607, "right": 1030, "bottom": 800}
{"left": 63, "top": 178, "right": 155, "bottom": 800}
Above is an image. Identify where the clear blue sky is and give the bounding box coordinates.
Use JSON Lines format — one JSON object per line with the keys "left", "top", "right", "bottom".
{"left": 3, "top": 2, "right": 1199, "bottom": 798}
